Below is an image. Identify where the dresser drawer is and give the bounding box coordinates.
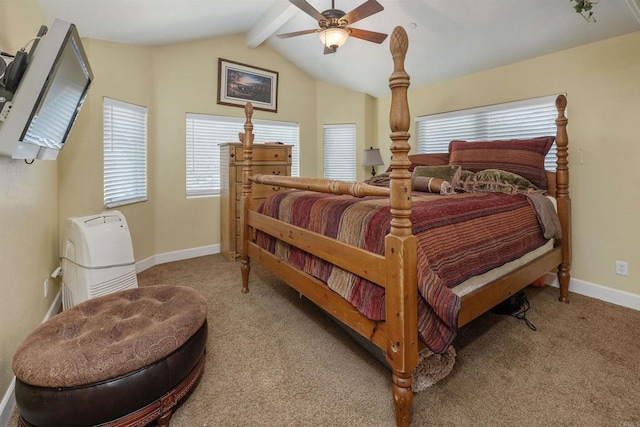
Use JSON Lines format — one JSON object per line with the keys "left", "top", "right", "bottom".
{"left": 230, "top": 145, "right": 289, "bottom": 163}
{"left": 235, "top": 183, "right": 287, "bottom": 201}
{"left": 235, "top": 165, "right": 287, "bottom": 183}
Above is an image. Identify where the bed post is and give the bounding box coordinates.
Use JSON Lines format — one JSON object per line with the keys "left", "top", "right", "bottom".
{"left": 385, "top": 26, "right": 418, "bottom": 427}
{"left": 554, "top": 95, "right": 571, "bottom": 303}
{"left": 240, "top": 102, "right": 254, "bottom": 294}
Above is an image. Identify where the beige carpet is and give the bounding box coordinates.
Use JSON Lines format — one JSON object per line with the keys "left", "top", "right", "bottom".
{"left": 9, "top": 254, "right": 640, "bottom": 426}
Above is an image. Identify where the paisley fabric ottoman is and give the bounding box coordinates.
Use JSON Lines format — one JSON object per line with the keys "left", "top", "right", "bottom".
{"left": 12, "top": 285, "right": 207, "bottom": 427}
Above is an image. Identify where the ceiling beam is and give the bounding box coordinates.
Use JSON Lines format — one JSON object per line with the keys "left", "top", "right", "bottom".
{"left": 246, "top": 0, "right": 299, "bottom": 49}
{"left": 625, "top": 0, "right": 640, "bottom": 25}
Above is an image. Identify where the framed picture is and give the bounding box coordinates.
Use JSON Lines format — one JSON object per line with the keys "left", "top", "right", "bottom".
{"left": 217, "top": 59, "right": 279, "bottom": 113}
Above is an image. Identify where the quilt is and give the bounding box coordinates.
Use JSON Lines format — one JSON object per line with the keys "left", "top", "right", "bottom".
{"left": 256, "top": 191, "right": 547, "bottom": 353}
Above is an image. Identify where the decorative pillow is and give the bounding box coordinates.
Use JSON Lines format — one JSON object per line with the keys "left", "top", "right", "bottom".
{"left": 455, "top": 169, "right": 544, "bottom": 195}
{"left": 412, "top": 176, "right": 454, "bottom": 194}
{"left": 412, "top": 165, "right": 461, "bottom": 182}
{"left": 448, "top": 137, "right": 554, "bottom": 189}
{"left": 364, "top": 173, "right": 391, "bottom": 187}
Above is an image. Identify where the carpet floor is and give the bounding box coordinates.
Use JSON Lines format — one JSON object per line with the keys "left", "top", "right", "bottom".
{"left": 10, "top": 254, "right": 640, "bottom": 426}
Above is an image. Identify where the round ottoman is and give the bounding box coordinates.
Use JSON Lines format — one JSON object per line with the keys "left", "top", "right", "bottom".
{"left": 12, "top": 285, "right": 208, "bottom": 427}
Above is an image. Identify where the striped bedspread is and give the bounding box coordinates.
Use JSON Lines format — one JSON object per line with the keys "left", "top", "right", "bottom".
{"left": 256, "top": 190, "right": 547, "bottom": 353}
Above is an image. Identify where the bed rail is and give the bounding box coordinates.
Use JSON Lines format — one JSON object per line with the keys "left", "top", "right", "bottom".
{"left": 250, "top": 174, "right": 390, "bottom": 198}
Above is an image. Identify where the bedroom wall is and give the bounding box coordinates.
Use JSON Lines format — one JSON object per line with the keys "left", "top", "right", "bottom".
{"left": 149, "top": 34, "right": 318, "bottom": 255}
{"left": 0, "top": 0, "right": 56, "bottom": 403}
{"left": 315, "top": 81, "right": 378, "bottom": 181}
{"left": 58, "top": 39, "right": 156, "bottom": 263}
{"left": 376, "top": 30, "right": 640, "bottom": 298}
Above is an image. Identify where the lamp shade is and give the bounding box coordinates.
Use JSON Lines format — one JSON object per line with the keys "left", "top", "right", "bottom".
{"left": 319, "top": 28, "right": 349, "bottom": 48}
{"left": 362, "top": 147, "right": 384, "bottom": 167}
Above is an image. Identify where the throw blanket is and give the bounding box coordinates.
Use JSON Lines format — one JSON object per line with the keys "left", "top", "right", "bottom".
{"left": 256, "top": 191, "right": 547, "bottom": 354}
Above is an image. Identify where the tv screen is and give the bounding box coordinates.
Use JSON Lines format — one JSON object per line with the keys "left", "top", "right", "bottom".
{"left": 0, "top": 19, "right": 93, "bottom": 160}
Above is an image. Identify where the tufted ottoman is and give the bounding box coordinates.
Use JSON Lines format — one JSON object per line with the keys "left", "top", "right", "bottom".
{"left": 12, "top": 285, "right": 207, "bottom": 427}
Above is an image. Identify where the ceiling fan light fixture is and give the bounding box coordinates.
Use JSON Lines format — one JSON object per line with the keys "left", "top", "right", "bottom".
{"left": 319, "top": 27, "right": 349, "bottom": 49}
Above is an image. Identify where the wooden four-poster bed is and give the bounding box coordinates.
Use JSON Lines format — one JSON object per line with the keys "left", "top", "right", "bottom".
{"left": 236, "top": 26, "right": 571, "bottom": 426}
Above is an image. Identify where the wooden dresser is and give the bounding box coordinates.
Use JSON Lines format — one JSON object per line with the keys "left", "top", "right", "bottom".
{"left": 220, "top": 143, "right": 292, "bottom": 261}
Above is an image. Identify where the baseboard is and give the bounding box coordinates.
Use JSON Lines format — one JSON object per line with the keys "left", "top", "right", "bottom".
{"left": 136, "top": 244, "right": 220, "bottom": 273}
{"left": 545, "top": 273, "right": 640, "bottom": 311}
{"left": 0, "top": 289, "right": 62, "bottom": 425}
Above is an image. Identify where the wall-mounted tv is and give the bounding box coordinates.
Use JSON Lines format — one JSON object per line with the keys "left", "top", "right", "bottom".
{"left": 0, "top": 19, "right": 93, "bottom": 160}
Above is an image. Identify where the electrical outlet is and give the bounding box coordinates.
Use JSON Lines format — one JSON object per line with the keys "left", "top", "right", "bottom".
{"left": 615, "top": 260, "right": 628, "bottom": 276}
{"left": 43, "top": 278, "right": 49, "bottom": 298}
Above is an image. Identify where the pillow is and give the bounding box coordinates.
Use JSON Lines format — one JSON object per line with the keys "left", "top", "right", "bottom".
{"left": 455, "top": 169, "right": 544, "bottom": 195}
{"left": 474, "top": 169, "right": 538, "bottom": 191}
{"left": 386, "top": 153, "right": 450, "bottom": 173}
{"left": 412, "top": 165, "right": 461, "bottom": 182}
{"left": 411, "top": 165, "right": 460, "bottom": 195}
{"left": 448, "top": 137, "right": 554, "bottom": 189}
{"left": 412, "top": 176, "right": 454, "bottom": 194}
{"left": 364, "top": 173, "right": 391, "bottom": 187}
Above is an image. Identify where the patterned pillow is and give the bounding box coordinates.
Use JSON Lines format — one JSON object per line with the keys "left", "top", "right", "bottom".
{"left": 448, "top": 137, "right": 554, "bottom": 189}
{"left": 455, "top": 169, "right": 544, "bottom": 195}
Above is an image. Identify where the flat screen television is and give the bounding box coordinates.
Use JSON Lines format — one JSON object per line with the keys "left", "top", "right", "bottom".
{"left": 0, "top": 19, "right": 93, "bottom": 160}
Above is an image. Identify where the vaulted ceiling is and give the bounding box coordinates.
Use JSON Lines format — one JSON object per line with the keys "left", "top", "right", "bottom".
{"left": 36, "top": 0, "right": 640, "bottom": 97}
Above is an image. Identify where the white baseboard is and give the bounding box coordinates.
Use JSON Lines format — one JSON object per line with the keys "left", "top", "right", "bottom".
{"left": 0, "top": 289, "right": 62, "bottom": 426}
{"left": 0, "top": 377, "right": 16, "bottom": 427}
{"left": 136, "top": 244, "right": 220, "bottom": 273}
{"left": 545, "top": 273, "right": 640, "bottom": 311}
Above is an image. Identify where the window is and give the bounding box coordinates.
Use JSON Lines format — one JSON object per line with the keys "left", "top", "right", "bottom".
{"left": 186, "top": 114, "right": 300, "bottom": 197}
{"left": 103, "top": 98, "right": 148, "bottom": 208}
{"left": 415, "top": 95, "right": 560, "bottom": 170}
{"left": 323, "top": 124, "right": 356, "bottom": 181}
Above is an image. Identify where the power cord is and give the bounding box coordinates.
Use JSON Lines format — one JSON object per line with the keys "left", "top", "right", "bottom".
{"left": 511, "top": 299, "right": 537, "bottom": 331}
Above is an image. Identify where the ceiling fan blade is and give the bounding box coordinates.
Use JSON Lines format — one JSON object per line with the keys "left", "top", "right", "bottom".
{"left": 342, "top": 0, "right": 384, "bottom": 25}
{"left": 323, "top": 45, "right": 337, "bottom": 55}
{"left": 348, "top": 28, "right": 388, "bottom": 44}
{"left": 277, "top": 28, "right": 320, "bottom": 39}
{"left": 290, "top": 0, "right": 326, "bottom": 22}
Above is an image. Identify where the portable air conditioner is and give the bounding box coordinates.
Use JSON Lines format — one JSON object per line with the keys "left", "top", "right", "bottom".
{"left": 61, "top": 210, "right": 138, "bottom": 310}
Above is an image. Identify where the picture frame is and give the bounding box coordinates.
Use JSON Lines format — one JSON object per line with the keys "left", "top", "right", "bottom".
{"left": 217, "top": 58, "right": 279, "bottom": 113}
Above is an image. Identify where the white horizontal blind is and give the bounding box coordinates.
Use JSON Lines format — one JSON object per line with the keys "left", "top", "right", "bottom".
{"left": 324, "top": 124, "right": 356, "bottom": 181}
{"left": 416, "top": 95, "right": 560, "bottom": 171}
{"left": 186, "top": 114, "right": 300, "bottom": 197}
{"left": 103, "top": 98, "right": 148, "bottom": 208}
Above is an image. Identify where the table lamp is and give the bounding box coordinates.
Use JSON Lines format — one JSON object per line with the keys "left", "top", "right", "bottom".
{"left": 363, "top": 146, "right": 384, "bottom": 177}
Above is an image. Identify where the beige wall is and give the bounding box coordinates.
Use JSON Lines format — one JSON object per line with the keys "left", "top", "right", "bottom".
{"left": 376, "top": 30, "right": 640, "bottom": 296}
{"left": 150, "top": 34, "right": 317, "bottom": 254}
{"left": 316, "top": 81, "right": 378, "bottom": 181}
{"left": 0, "top": 0, "right": 55, "bottom": 399}
{"left": 58, "top": 40, "right": 156, "bottom": 263}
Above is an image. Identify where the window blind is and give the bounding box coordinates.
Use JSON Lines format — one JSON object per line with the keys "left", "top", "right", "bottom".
{"left": 103, "top": 97, "right": 148, "bottom": 208}
{"left": 416, "top": 95, "right": 560, "bottom": 171}
{"left": 186, "top": 114, "right": 300, "bottom": 197}
{"left": 323, "top": 124, "right": 356, "bottom": 181}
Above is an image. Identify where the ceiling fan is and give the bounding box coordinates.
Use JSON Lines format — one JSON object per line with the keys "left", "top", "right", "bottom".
{"left": 277, "top": 0, "right": 388, "bottom": 54}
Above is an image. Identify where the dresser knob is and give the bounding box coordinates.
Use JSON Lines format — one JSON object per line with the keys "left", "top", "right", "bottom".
{"left": 272, "top": 186, "right": 281, "bottom": 191}
{"left": 273, "top": 171, "right": 281, "bottom": 175}
{"left": 230, "top": 153, "right": 235, "bottom": 158}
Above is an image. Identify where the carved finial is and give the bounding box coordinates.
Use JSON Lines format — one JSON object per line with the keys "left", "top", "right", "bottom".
{"left": 244, "top": 102, "right": 254, "bottom": 121}
{"left": 390, "top": 26, "right": 408, "bottom": 58}
{"left": 555, "top": 94, "right": 567, "bottom": 110}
